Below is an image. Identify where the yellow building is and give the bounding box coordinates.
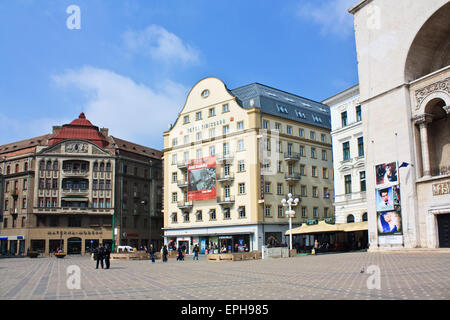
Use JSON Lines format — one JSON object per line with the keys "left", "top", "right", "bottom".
{"left": 163, "top": 78, "right": 334, "bottom": 253}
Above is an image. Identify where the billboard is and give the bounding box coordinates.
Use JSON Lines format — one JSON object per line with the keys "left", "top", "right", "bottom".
{"left": 187, "top": 156, "right": 217, "bottom": 201}
{"left": 375, "top": 162, "right": 398, "bottom": 187}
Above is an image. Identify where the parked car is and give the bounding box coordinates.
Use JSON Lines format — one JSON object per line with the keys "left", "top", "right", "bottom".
{"left": 117, "top": 245, "right": 135, "bottom": 253}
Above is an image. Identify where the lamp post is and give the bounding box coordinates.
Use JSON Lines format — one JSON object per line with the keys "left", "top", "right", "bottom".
{"left": 282, "top": 193, "right": 299, "bottom": 251}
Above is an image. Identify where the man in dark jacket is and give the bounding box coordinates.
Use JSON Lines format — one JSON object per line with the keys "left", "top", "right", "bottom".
{"left": 149, "top": 244, "right": 155, "bottom": 263}
{"left": 95, "top": 244, "right": 104, "bottom": 269}
{"left": 104, "top": 244, "right": 111, "bottom": 269}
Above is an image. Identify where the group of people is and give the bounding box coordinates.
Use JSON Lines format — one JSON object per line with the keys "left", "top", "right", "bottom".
{"left": 94, "top": 244, "right": 111, "bottom": 269}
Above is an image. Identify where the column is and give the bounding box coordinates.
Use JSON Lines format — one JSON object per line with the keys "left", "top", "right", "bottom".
{"left": 414, "top": 114, "right": 433, "bottom": 178}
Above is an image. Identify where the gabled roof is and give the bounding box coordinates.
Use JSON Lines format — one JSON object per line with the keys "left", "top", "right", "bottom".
{"left": 230, "top": 83, "right": 331, "bottom": 130}
{"left": 109, "top": 136, "right": 162, "bottom": 160}
{"left": 0, "top": 134, "right": 52, "bottom": 156}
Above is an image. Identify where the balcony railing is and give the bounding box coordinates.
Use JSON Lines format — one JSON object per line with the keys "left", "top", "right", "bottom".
{"left": 62, "top": 169, "right": 89, "bottom": 176}
{"left": 216, "top": 153, "right": 234, "bottom": 163}
{"left": 284, "top": 173, "right": 301, "bottom": 181}
{"left": 217, "top": 195, "right": 235, "bottom": 205}
{"left": 177, "top": 180, "right": 188, "bottom": 188}
{"left": 61, "top": 188, "right": 89, "bottom": 194}
{"left": 177, "top": 201, "right": 193, "bottom": 209}
{"left": 284, "top": 152, "right": 301, "bottom": 161}
{"left": 177, "top": 161, "right": 189, "bottom": 169}
{"left": 217, "top": 173, "right": 235, "bottom": 182}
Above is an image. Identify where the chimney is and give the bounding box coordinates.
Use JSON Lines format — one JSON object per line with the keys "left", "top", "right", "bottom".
{"left": 100, "top": 128, "right": 109, "bottom": 137}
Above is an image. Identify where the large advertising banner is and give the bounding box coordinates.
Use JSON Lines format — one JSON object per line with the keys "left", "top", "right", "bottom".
{"left": 187, "top": 156, "right": 217, "bottom": 201}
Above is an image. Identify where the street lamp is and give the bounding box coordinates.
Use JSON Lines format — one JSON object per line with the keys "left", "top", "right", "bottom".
{"left": 282, "top": 193, "right": 299, "bottom": 251}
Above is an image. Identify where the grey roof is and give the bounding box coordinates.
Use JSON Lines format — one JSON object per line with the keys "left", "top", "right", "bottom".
{"left": 230, "top": 83, "right": 331, "bottom": 130}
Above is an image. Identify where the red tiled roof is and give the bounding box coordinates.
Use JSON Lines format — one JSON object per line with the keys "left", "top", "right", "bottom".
{"left": 48, "top": 113, "right": 108, "bottom": 148}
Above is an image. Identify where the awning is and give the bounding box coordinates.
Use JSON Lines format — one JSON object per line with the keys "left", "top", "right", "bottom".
{"left": 285, "top": 221, "right": 342, "bottom": 235}
{"left": 340, "top": 221, "right": 368, "bottom": 232}
{"left": 285, "top": 221, "right": 369, "bottom": 235}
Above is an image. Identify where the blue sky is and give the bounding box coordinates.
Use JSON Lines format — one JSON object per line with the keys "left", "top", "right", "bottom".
{"left": 0, "top": 0, "right": 358, "bottom": 150}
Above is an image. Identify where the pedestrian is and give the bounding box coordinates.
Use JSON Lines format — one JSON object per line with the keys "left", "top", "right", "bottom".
{"left": 95, "top": 244, "right": 104, "bottom": 269}
{"left": 162, "top": 245, "right": 168, "bottom": 262}
{"left": 104, "top": 244, "right": 111, "bottom": 269}
{"left": 149, "top": 244, "right": 155, "bottom": 263}
{"left": 177, "top": 246, "right": 183, "bottom": 261}
{"left": 193, "top": 244, "right": 199, "bottom": 260}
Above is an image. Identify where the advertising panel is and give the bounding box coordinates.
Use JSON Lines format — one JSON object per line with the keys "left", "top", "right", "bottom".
{"left": 375, "top": 162, "right": 398, "bottom": 187}
{"left": 187, "top": 156, "right": 216, "bottom": 201}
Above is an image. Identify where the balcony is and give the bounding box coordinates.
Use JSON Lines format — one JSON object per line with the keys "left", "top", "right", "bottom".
{"left": 217, "top": 195, "right": 235, "bottom": 205}
{"left": 177, "top": 201, "right": 193, "bottom": 210}
{"left": 284, "top": 173, "right": 301, "bottom": 181}
{"left": 217, "top": 173, "right": 234, "bottom": 182}
{"left": 177, "top": 161, "right": 189, "bottom": 170}
{"left": 61, "top": 188, "right": 89, "bottom": 195}
{"left": 9, "top": 207, "right": 18, "bottom": 215}
{"left": 62, "top": 169, "right": 89, "bottom": 177}
{"left": 177, "top": 180, "right": 188, "bottom": 188}
{"left": 284, "top": 152, "right": 301, "bottom": 161}
{"left": 216, "top": 153, "right": 234, "bottom": 164}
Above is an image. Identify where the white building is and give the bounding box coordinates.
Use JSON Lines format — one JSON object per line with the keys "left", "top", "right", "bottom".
{"left": 323, "top": 85, "right": 368, "bottom": 227}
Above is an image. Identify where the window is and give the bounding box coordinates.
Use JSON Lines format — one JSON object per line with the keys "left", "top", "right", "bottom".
{"left": 312, "top": 187, "right": 318, "bottom": 198}
{"left": 299, "top": 128, "right": 304, "bottom": 137}
{"left": 23, "top": 179, "right": 28, "bottom": 190}
{"left": 209, "top": 108, "right": 215, "bottom": 117}
{"left": 5, "top": 199, "right": 9, "bottom": 210}
{"left": 172, "top": 193, "right": 178, "bottom": 203}
{"left": 263, "top": 120, "right": 269, "bottom": 129}
{"left": 22, "top": 198, "right": 27, "bottom": 209}
{"left": 321, "top": 134, "right": 326, "bottom": 143}
{"left": 276, "top": 104, "right": 288, "bottom": 113}
{"left": 358, "top": 137, "right": 364, "bottom": 157}
{"left": 238, "top": 139, "right": 244, "bottom": 151}
{"left": 323, "top": 167, "right": 328, "bottom": 179}
{"left": 265, "top": 205, "right": 272, "bottom": 217}
{"left": 183, "top": 213, "right": 190, "bottom": 223}
{"left": 209, "top": 146, "right": 216, "bottom": 156}
{"left": 172, "top": 154, "right": 177, "bottom": 165}
{"left": 183, "top": 115, "right": 190, "bottom": 124}
{"left": 277, "top": 183, "right": 283, "bottom": 195}
{"left": 239, "top": 183, "right": 246, "bottom": 194}
{"left": 343, "top": 142, "right": 350, "bottom": 161}
{"left": 238, "top": 160, "right": 245, "bottom": 172}
{"left": 322, "top": 150, "right": 327, "bottom": 161}
{"left": 323, "top": 187, "right": 330, "bottom": 199}
{"left": 265, "top": 182, "right": 271, "bottom": 194}
{"left": 265, "top": 138, "right": 271, "bottom": 151}
{"left": 300, "top": 165, "right": 306, "bottom": 176}
{"left": 301, "top": 207, "right": 307, "bottom": 218}
{"left": 301, "top": 185, "right": 307, "bottom": 197}
{"left": 223, "top": 125, "right": 229, "bottom": 135}
{"left": 310, "top": 131, "right": 315, "bottom": 140}
{"left": 324, "top": 207, "right": 329, "bottom": 218}
{"left": 209, "top": 128, "right": 215, "bottom": 138}
{"left": 196, "top": 132, "right": 202, "bottom": 141}
{"left": 362, "top": 212, "right": 368, "bottom": 222}
{"left": 356, "top": 105, "right": 362, "bottom": 122}
{"left": 312, "top": 166, "right": 317, "bottom": 177}
{"left": 238, "top": 206, "right": 246, "bottom": 218}
{"left": 287, "top": 126, "right": 292, "bottom": 135}
{"left": 224, "top": 208, "right": 230, "bottom": 219}
{"left": 347, "top": 215, "right": 355, "bottom": 223}
{"left": 172, "top": 213, "right": 177, "bottom": 223}
{"left": 278, "top": 206, "right": 284, "bottom": 217}
{"left": 184, "top": 135, "right": 189, "bottom": 145}
{"left": 360, "top": 171, "right": 366, "bottom": 192}
{"left": 277, "top": 161, "right": 282, "bottom": 173}
{"left": 210, "top": 209, "right": 216, "bottom": 220}
{"left": 300, "top": 146, "right": 305, "bottom": 157}
{"left": 275, "top": 123, "right": 281, "bottom": 132}
{"left": 237, "top": 121, "right": 244, "bottom": 130}
{"left": 223, "top": 142, "right": 229, "bottom": 155}
{"left": 341, "top": 111, "right": 348, "bottom": 127}
{"left": 197, "top": 211, "right": 203, "bottom": 221}
{"left": 345, "top": 175, "right": 352, "bottom": 194}
{"left": 311, "top": 148, "right": 316, "bottom": 159}
{"left": 196, "top": 149, "right": 202, "bottom": 159}
{"left": 222, "top": 104, "right": 229, "bottom": 113}
{"left": 224, "top": 164, "right": 230, "bottom": 177}
{"left": 172, "top": 172, "right": 177, "bottom": 183}
{"left": 196, "top": 111, "right": 202, "bottom": 121}
{"left": 172, "top": 138, "right": 178, "bottom": 147}
{"left": 313, "top": 207, "right": 318, "bottom": 218}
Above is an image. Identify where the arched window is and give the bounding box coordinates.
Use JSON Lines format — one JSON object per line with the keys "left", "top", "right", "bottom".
{"left": 46, "top": 161, "right": 52, "bottom": 170}
{"left": 6, "top": 166, "right": 10, "bottom": 175}
{"left": 93, "top": 162, "right": 99, "bottom": 172}
{"left": 106, "top": 162, "right": 111, "bottom": 172}
{"left": 24, "top": 162, "right": 28, "bottom": 171}
{"left": 100, "top": 162, "right": 105, "bottom": 172}
{"left": 53, "top": 161, "right": 58, "bottom": 171}
{"left": 15, "top": 164, "right": 20, "bottom": 173}
{"left": 39, "top": 161, "right": 45, "bottom": 170}
{"left": 347, "top": 214, "right": 355, "bottom": 223}
{"left": 362, "top": 212, "right": 368, "bottom": 222}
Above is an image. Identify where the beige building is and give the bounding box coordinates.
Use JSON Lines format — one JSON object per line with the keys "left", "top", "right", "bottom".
{"left": 349, "top": 0, "right": 450, "bottom": 249}
{"left": 0, "top": 113, "right": 163, "bottom": 255}
{"left": 163, "top": 78, "right": 334, "bottom": 253}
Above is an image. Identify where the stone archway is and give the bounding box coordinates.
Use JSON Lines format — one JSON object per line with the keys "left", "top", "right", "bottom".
{"left": 67, "top": 237, "right": 82, "bottom": 255}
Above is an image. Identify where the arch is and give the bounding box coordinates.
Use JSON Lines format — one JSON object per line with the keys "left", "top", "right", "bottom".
{"left": 362, "top": 212, "right": 368, "bottom": 222}
{"left": 417, "top": 91, "right": 450, "bottom": 115}
{"left": 67, "top": 237, "right": 82, "bottom": 255}
{"left": 347, "top": 214, "right": 355, "bottom": 223}
{"left": 405, "top": 2, "right": 450, "bottom": 82}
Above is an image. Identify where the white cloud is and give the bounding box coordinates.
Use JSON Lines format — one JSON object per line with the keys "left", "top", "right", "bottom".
{"left": 297, "top": 0, "right": 355, "bottom": 37}
{"left": 122, "top": 24, "right": 200, "bottom": 65}
{"left": 52, "top": 66, "right": 188, "bottom": 148}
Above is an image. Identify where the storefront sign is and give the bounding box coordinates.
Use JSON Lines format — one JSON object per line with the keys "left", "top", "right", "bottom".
{"left": 306, "top": 219, "right": 318, "bottom": 225}
{"left": 433, "top": 181, "right": 450, "bottom": 196}
{"left": 186, "top": 119, "right": 226, "bottom": 133}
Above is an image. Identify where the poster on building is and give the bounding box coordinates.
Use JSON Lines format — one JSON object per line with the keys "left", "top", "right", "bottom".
{"left": 377, "top": 211, "right": 402, "bottom": 235}
{"left": 377, "top": 184, "right": 402, "bottom": 235}
{"left": 187, "top": 156, "right": 216, "bottom": 201}
{"left": 375, "top": 162, "right": 398, "bottom": 187}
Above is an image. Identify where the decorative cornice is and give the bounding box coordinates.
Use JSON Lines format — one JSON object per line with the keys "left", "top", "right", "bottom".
{"left": 413, "top": 113, "right": 434, "bottom": 126}
{"left": 415, "top": 77, "right": 450, "bottom": 108}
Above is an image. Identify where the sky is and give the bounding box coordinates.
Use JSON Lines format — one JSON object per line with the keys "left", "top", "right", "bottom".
{"left": 0, "top": 0, "right": 358, "bottom": 150}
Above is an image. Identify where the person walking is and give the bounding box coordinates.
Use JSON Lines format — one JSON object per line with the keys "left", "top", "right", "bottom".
{"left": 104, "top": 244, "right": 111, "bottom": 269}
{"left": 162, "top": 245, "right": 168, "bottom": 263}
{"left": 193, "top": 244, "right": 199, "bottom": 261}
{"left": 149, "top": 244, "right": 155, "bottom": 263}
{"left": 95, "top": 244, "right": 104, "bottom": 269}
{"left": 177, "top": 246, "right": 183, "bottom": 261}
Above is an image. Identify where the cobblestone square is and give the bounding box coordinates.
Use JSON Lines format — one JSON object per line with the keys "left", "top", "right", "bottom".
{"left": 0, "top": 251, "right": 449, "bottom": 300}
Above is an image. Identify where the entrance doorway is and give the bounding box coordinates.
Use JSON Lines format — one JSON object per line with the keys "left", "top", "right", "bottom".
{"left": 67, "top": 237, "right": 82, "bottom": 254}
{"left": 437, "top": 214, "right": 450, "bottom": 248}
